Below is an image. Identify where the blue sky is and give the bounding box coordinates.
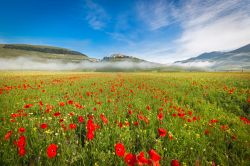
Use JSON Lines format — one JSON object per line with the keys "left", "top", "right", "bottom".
{"left": 0, "top": 0, "right": 250, "bottom": 63}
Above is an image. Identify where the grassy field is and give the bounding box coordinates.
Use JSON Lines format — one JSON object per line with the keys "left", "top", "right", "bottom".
{"left": 0, "top": 72, "right": 249, "bottom": 166}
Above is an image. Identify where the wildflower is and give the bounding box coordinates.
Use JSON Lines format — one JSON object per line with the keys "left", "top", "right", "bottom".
{"left": 4, "top": 130, "right": 13, "bottom": 140}
{"left": 100, "top": 114, "right": 108, "bottom": 125}
{"left": 17, "top": 135, "right": 26, "bottom": 148}
{"left": 146, "top": 105, "right": 151, "bottom": 111}
{"left": 59, "top": 102, "right": 65, "bottom": 106}
{"left": 67, "top": 100, "right": 74, "bottom": 105}
{"left": 40, "top": 123, "right": 47, "bottom": 129}
{"left": 24, "top": 104, "right": 33, "bottom": 109}
{"left": 115, "top": 143, "right": 126, "bottom": 157}
{"left": 124, "top": 153, "right": 136, "bottom": 166}
{"left": 137, "top": 152, "right": 148, "bottom": 165}
{"left": 54, "top": 112, "right": 61, "bottom": 117}
{"left": 78, "top": 116, "right": 84, "bottom": 123}
{"left": 69, "top": 123, "right": 77, "bottom": 130}
{"left": 19, "top": 127, "right": 25, "bottom": 133}
{"left": 18, "top": 147, "right": 26, "bottom": 157}
{"left": 47, "top": 144, "right": 58, "bottom": 158}
{"left": 158, "top": 128, "right": 167, "bottom": 137}
{"left": 171, "top": 159, "right": 180, "bottom": 166}
{"left": 87, "top": 131, "right": 94, "bottom": 140}
{"left": 148, "top": 149, "right": 161, "bottom": 162}
{"left": 157, "top": 112, "right": 163, "bottom": 121}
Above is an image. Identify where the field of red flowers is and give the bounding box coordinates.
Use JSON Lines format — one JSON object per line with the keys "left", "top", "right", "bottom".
{"left": 0, "top": 72, "right": 249, "bottom": 165}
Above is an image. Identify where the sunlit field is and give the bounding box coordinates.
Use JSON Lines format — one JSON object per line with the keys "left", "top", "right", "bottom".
{"left": 0, "top": 71, "right": 249, "bottom": 166}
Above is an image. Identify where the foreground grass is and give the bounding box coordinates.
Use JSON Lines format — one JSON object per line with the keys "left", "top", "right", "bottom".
{"left": 0, "top": 72, "right": 249, "bottom": 165}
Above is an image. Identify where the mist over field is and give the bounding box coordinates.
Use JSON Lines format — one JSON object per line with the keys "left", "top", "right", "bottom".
{"left": 0, "top": 57, "right": 160, "bottom": 71}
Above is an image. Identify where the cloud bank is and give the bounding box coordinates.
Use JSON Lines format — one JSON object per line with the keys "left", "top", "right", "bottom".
{"left": 0, "top": 57, "right": 159, "bottom": 71}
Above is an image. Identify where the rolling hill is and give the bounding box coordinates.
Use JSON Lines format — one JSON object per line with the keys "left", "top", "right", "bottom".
{"left": 175, "top": 44, "right": 250, "bottom": 70}
{"left": 0, "top": 44, "right": 92, "bottom": 62}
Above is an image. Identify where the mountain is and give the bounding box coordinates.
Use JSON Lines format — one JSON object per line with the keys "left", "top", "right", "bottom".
{"left": 0, "top": 44, "right": 165, "bottom": 71}
{"left": 0, "top": 44, "right": 92, "bottom": 62}
{"left": 102, "top": 53, "right": 148, "bottom": 62}
{"left": 175, "top": 44, "right": 250, "bottom": 70}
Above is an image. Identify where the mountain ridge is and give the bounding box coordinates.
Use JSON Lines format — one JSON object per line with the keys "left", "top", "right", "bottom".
{"left": 174, "top": 43, "right": 250, "bottom": 70}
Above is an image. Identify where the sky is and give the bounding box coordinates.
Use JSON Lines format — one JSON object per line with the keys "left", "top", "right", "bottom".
{"left": 0, "top": 0, "right": 250, "bottom": 63}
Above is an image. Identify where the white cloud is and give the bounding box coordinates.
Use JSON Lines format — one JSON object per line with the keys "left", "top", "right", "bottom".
{"left": 132, "top": 0, "right": 250, "bottom": 63}
{"left": 84, "top": 0, "right": 110, "bottom": 30}
{"left": 136, "top": 0, "right": 175, "bottom": 30}
{"left": 173, "top": 0, "right": 250, "bottom": 61}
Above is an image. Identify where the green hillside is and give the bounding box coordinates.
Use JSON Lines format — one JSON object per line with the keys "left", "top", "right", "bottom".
{"left": 0, "top": 44, "right": 89, "bottom": 62}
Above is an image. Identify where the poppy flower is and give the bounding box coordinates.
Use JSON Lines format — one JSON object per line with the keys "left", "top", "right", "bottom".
{"left": 100, "top": 114, "right": 108, "bottom": 125}
{"left": 115, "top": 143, "right": 126, "bottom": 157}
{"left": 67, "top": 100, "right": 74, "bottom": 105}
{"left": 24, "top": 104, "right": 33, "bottom": 109}
{"left": 148, "top": 149, "right": 161, "bottom": 161}
{"left": 69, "top": 123, "right": 77, "bottom": 130}
{"left": 18, "top": 147, "right": 26, "bottom": 157}
{"left": 87, "top": 131, "right": 94, "bottom": 140}
{"left": 124, "top": 153, "right": 136, "bottom": 166}
{"left": 78, "top": 116, "right": 84, "bottom": 123}
{"left": 47, "top": 144, "right": 58, "bottom": 158}
{"left": 146, "top": 105, "right": 151, "bottom": 111}
{"left": 19, "top": 127, "right": 25, "bottom": 133}
{"left": 137, "top": 152, "right": 148, "bottom": 164}
{"left": 59, "top": 102, "right": 65, "bottom": 107}
{"left": 171, "top": 159, "right": 180, "bottom": 166}
{"left": 157, "top": 112, "right": 163, "bottom": 121}
{"left": 54, "top": 112, "right": 61, "bottom": 117}
{"left": 4, "top": 130, "right": 13, "bottom": 140}
{"left": 158, "top": 128, "right": 167, "bottom": 137}
{"left": 17, "top": 135, "right": 26, "bottom": 148}
{"left": 40, "top": 123, "right": 47, "bottom": 129}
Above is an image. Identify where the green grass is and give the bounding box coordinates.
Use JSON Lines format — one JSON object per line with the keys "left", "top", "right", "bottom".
{"left": 0, "top": 72, "right": 249, "bottom": 165}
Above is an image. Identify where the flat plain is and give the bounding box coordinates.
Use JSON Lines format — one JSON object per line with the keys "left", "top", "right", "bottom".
{"left": 0, "top": 72, "right": 249, "bottom": 165}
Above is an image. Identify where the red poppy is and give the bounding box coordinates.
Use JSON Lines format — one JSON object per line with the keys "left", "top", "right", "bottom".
{"left": 47, "top": 144, "right": 58, "bottom": 158}
{"left": 171, "top": 159, "right": 180, "bottom": 166}
{"left": 67, "top": 100, "right": 74, "bottom": 105}
{"left": 17, "top": 135, "right": 26, "bottom": 148}
{"left": 148, "top": 149, "right": 161, "bottom": 162}
{"left": 59, "top": 102, "right": 65, "bottom": 106}
{"left": 78, "top": 116, "right": 84, "bottom": 123}
{"left": 24, "top": 104, "right": 33, "bottom": 109}
{"left": 69, "top": 123, "right": 77, "bottom": 130}
{"left": 115, "top": 143, "right": 126, "bottom": 157}
{"left": 204, "top": 129, "right": 209, "bottom": 135}
{"left": 4, "top": 130, "right": 13, "bottom": 140}
{"left": 18, "top": 147, "right": 26, "bottom": 157}
{"left": 54, "top": 112, "right": 61, "bottom": 117}
{"left": 40, "top": 123, "right": 47, "bottom": 129}
{"left": 157, "top": 112, "right": 163, "bottom": 121}
{"left": 19, "top": 127, "right": 25, "bottom": 133}
{"left": 146, "top": 105, "right": 151, "bottom": 111}
{"left": 128, "top": 110, "right": 133, "bottom": 115}
{"left": 87, "top": 119, "right": 95, "bottom": 131}
{"left": 137, "top": 152, "right": 148, "bottom": 164}
{"left": 87, "top": 131, "right": 94, "bottom": 140}
{"left": 210, "top": 119, "right": 218, "bottom": 124}
{"left": 100, "top": 114, "right": 108, "bottom": 125}
{"left": 124, "top": 153, "right": 136, "bottom": 166}
{"left": 158, "top": 128, "right": 167, "bottom": 137}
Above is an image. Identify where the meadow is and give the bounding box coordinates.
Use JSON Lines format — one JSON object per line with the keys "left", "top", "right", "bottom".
{"left": 0, "top": 71, "right": 249, "bottom": 166}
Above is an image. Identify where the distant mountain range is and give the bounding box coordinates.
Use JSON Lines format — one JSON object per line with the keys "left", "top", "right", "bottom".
{"left": 175, "top": 44, "right": 250, "bottom": 70}
{"left": 1, "top": 43, "right": 249, "bottom": 71}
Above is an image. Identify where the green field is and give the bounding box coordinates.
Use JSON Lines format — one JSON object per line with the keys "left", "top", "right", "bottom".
{"left": 0, "top": 72, "right": 249, "bottom": 166}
